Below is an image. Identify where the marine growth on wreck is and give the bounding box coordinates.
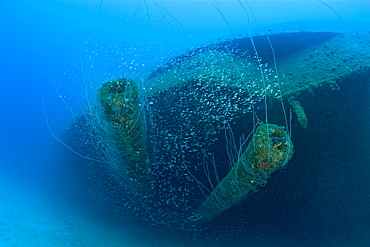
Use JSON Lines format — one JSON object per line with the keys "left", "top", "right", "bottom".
{"left": 69, "top": 29, "right": 370, "bottom": 228}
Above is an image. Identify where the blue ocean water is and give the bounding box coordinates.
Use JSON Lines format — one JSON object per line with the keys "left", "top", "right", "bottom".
{"left": 1, "top": 0, "right": 370, "bottom": 246}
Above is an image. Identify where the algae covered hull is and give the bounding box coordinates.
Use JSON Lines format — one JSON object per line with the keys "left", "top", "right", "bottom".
{"left": 72, "top": 30, "right": 370, "bottom": 226}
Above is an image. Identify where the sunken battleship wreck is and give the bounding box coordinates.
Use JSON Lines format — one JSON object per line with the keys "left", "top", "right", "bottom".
{"left": 65, "top": 28, "right": 370, "bottom": 230}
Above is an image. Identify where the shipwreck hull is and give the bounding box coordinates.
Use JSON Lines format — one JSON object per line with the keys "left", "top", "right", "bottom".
{"left": 64, "top": 30, "right": 370, "bottom": 228}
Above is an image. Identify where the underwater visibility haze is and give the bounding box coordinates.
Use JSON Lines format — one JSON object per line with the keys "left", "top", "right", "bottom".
{"left": 1, "top": 0, "right": 370, "bottom": 246}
